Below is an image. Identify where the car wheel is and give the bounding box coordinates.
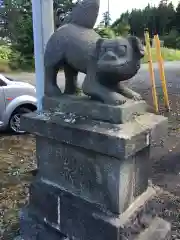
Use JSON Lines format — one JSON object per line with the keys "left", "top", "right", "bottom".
{"left": 9, "top": 107, "right": 31, "bottom": 134}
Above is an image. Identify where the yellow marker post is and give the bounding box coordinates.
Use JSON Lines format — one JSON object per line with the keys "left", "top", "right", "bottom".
{"left": 144, "top": 30, "right": 159, "bottom": 113}
{"left": 154, "top": 34, "right": 170, "bottom": 112}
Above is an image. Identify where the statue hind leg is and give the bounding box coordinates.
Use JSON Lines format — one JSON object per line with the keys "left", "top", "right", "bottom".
{"left": 44, "top": 37, "right": 66, "bottom": 97}
{"left": 44, "top": 61, "right": 62, "bottom": 97}
{"left": 64, "top": 64, "right": 78, "bottom": 94}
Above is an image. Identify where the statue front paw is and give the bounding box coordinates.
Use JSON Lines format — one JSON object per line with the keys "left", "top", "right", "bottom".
{"left": 104, "top": 92, "right": 127, "bottom": 105}
{"left": 132, "top": 93, "right": 143, "bottom": 101}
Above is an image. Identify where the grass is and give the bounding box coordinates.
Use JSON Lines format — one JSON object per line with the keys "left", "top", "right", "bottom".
{"left": 142, "top": 47, "right": 180, "bottom": 63}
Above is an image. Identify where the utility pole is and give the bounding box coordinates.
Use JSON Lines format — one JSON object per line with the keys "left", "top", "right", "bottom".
{"left": 107, "top": 0, "right": 110, "bottom": 26}
{"left": 31, "top": 0, "right": 54, "bottom": 111}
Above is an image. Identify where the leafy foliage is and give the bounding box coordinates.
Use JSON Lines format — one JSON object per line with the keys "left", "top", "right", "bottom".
{"left": 95, "top": 26, "right": 116, "bottom": 39}
{"left": 111, "top": 13, "right": 130, "bottom": 37}
{"left": 0, "top": 0, "right": 76, "bottom": 70}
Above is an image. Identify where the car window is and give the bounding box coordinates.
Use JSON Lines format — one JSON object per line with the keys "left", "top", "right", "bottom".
{"left": 0, "top": 79, "right": 7, "bottom": 86}
{"left": 5, "top": 76, "right": 13, "bottom": 81}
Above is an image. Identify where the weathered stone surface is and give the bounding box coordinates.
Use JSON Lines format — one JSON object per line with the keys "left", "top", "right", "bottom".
{"left": 19, "top": 93, "right": 170, "bottom": 239}
{"left": 36, "top": 136, "right": 150, "bottom": 214}
{"left": 19, "top": 208, "right": 67, "bottom": 240}
{"left": 21, "top": 111, "right": 167, "bottom": 159}
{"left": 19, "top": 0, "right": 171, "bottom": 239}
{"left": 42, "top": 95, "right": 148, "bottom": 124}
{"left": 25, "top": 180, "right": 168, "bottom": 240}
{"left": 136, "top": 217, "right": 171, "bottom": 240}
{"left": 14, "top": 236, "right": 24, "bottom": 240}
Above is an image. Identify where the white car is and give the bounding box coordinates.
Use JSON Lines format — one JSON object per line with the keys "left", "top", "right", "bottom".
{"left": 0, "top": 74, "right": 37, "bottom": 133}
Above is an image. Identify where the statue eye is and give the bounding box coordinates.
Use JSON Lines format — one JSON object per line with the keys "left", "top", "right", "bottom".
{"left": 118, "top": 45, "right": 126, "bottom": 56}
{"left": 100, "top": 47, "right": 106, "bottom": 56}
{"left": 101, "top": 47, "right": 105, "bottom": 52}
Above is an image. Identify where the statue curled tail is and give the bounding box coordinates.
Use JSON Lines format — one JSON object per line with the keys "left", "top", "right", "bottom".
{"left": 62, "top": 0, "right": 100, "bottom": 29}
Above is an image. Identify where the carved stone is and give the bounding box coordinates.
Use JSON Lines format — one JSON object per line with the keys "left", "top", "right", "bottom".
{"left": 18, "top": 0, "right": 171, "bottom": 239}
{"left": 44, "top": 0, "right": 144, "bottom": 105}
{"left": 42, "top": 95, "right": 148, "bottom": 124}
{"left": 18, "top": 95, "right": 171, "bottom": 240}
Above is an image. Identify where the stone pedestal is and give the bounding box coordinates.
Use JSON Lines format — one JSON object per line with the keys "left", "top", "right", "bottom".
{"left": 19, "top": 96, "right": 171, "bottom": 240}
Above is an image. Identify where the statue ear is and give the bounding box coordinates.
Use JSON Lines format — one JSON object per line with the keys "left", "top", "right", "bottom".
{"left": 95, "top": 38, "right": 104, "bottom": 58}
{"left": 96, "top": 38, "right": 104, "bottom": 50}
{"left": 128, "top": 36, "right": 145, "bottom": 58}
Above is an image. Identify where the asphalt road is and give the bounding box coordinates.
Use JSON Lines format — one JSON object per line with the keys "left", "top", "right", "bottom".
{"left": 6, "top": 61, "right": 180, "bottom": 94}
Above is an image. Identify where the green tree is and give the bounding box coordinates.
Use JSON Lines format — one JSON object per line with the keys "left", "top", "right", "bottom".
{"left": 111, "top": 12, "right": 130, "bottom": 36}
{"left": 143, "top": 5, "right": 158, "bottom": 36}
{"left": 175, "top": 2, "right": 180, "bottom": 33}
{"left": 95, "top": 11, "right": 114, "bottom": 38}
{"left": 156, "top": 0, "right": 175, "bottom": 35}
{"left": 2, "top": 0, "right": 78, "bottom": 69}
{"left": 101, "top": 11, "right": 111, "bottom": 27}
{"left": 128, "top": 9, "right": 145, "bottom": 37}
{"left": 0, "top": 0, "right": 24, "bottom": 41}
{"left": 112, "top": 0, "right": 176, "bottom": 39}
{"left": 8, "top": 0, "right": 34, "bottom": 69}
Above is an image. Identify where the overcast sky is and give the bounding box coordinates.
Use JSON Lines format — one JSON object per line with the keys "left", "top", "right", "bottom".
{"left": 96, "top": 0, "right": 179, "bottom": 25}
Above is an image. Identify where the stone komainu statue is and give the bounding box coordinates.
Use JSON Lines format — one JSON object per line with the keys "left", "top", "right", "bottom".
{"left": 44, "top": 0, "right": 145, "bottom": 105}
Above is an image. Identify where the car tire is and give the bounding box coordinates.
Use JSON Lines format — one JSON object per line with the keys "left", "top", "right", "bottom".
{"left": 9, "top": 107, "right": 31, "bottom": 134}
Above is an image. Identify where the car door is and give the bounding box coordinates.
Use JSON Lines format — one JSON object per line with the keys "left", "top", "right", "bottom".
{"left": 0, "top": 79, "right": 6, "bottom": 122}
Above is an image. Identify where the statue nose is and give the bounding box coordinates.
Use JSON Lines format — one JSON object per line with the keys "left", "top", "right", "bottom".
{"left": 102, "top": 51, "right": 117, "bottom": 61}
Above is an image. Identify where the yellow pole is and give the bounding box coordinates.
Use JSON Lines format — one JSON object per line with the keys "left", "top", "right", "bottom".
{"left": 144, "top": 30, "right": 159, "bottom": 113}
{"left": 154, "top": 34, "right": 170, "bottom": 112}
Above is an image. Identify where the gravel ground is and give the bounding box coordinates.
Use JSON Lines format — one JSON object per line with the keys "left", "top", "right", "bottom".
{"left": 0, "top": 134, "right": 36, "bottom": 240}
{"left": 0, "top": 85, "right": 180, "bottom": 239}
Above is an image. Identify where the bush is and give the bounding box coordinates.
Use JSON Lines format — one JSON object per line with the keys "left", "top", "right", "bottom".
{"left": 95, "top": 27, "right": 116, "bottom": 38}
{"left": 8, "top": 51, "right": 22, "bottom": 70}
{"left": 0, "top": 46, "right": 12, "bottom": 72}
{"left": 8, "top": 50, "right": 34, "bottom": 71}
{"left": 175, "top": 36, "right": 180, "bottom": 49}
{"left": 161, "top": 30, "right": 180, "bottom": 49}
{"left": 0, "top": 59, "right": 11, "bottom": 73}
{"left": 0, "top": 45, "right": 34, "bottom": 72}
{"left": 0, "top": 45, "right": 12, "bottom": 60}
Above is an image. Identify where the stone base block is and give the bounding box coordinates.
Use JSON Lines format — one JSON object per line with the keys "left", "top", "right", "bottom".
{"left": 19, "top": 208, "right": 67, "bottom": 240}
{"left": 20, "top": 109, "right": 168, "bottom": 214}
{"left": 42, "top": 95, "right": 148, "bottom": 124}
{"left": 20, "top": 111, "right": 167, "bottom": 159}
{"left": 19, "top": 179, "right": 171, "bottom": 240}
{"left": 136, "top": 217, "right": 171, "bottom": 240}
{"left": 19, "top": 98, "right": 170, "bottom": 240}
{"left": 19, "top": 210, "right": 171, "bottom": 240}
{"left": 36, "top": 135, "right": 150, "bottom": 214}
